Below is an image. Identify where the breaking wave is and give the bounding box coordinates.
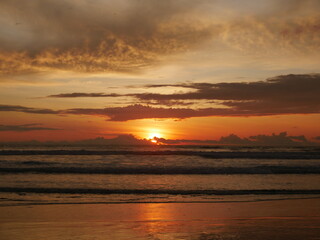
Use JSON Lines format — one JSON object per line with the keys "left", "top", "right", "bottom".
{"left": 1, "top": 166, "right": 320, "bottom": 174}
{"left": 1, "top": 150, "right": 320, "bottom": 159}
{"left": 1, "top": 187, "right": 320, "bottom": 195}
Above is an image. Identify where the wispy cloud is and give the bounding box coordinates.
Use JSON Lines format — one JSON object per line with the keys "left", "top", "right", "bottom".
{"left": 0, "top": 123, "right": 61, "bottom": 132}
{"left": 47, "top": 93, "right": 122, "bottom": 98}
{"left": 0, "top": 105, "right": 60, "bottom": 114}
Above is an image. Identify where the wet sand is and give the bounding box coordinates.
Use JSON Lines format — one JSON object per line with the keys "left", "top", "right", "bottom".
{"left": 0, "top": 198, "right": 319, "bottom": 240}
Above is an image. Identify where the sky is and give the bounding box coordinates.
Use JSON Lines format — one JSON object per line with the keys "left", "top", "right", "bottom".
{"left": 0, "top": 0, "right": 319, "bottom": 144}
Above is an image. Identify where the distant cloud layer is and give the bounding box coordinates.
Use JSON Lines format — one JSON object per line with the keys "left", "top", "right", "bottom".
{"left": 0, "top": 123, "right": 61, "bottom": 132}
{"left": 155, "top": 132, "right": 314, "bottom": 146}
{"left": 0, "top": 0, "right": 319, "bottom": 75}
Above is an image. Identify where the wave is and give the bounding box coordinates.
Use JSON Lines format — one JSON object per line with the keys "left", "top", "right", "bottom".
{"left": 1, "top": 166, "right": 320, "bottom": 174}
{"left": 1, "top": 150, "right": 320, "bottom": 159}
{"left": 1, "top": 187, "right": 320, "bottom": 195}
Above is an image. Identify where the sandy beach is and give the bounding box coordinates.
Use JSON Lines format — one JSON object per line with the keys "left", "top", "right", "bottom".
{"left": 1, "top": 198, "right": 319, "bottom": 240}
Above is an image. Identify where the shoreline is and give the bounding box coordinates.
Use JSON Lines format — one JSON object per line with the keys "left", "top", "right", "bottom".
{"left": 1, "top": 195, "right": 320, "bottom": 207}
{"left": 1, "top": 198, "right": 319, "bottom": 240}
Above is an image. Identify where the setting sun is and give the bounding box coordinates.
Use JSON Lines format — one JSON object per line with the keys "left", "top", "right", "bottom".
{"left": 147, "top": 131, "right": 162, "bottom": 140}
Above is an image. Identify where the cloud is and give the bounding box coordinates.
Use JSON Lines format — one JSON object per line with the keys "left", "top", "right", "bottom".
{"left": 77, "top": 135, "right": 152, "bottom": 146}
{"left": 0, "top": 0, "right": 215, "bottom": 75}
{"left": 154, "top": 134, "right": 251, "bottom": 145}
{"left": 2, "top": 73, "right": 320, "bottom": 121}
{"left": 0, "top": 101, "right": 313, "bottom": 121}
{"left": 218, "top": 134, "right": 252, "bottom": 145}
{"left": 0, "top": 1, "right": 319, "bottom": 76}
{"left": 63, "top": 104, "right": 236, "bottom": 121}
{"left": 47, "top": 93, "right": 122, "bottom": 98}
{"left": 46, "top": 92, "right": 195, "bottom": 106}
{"left": 139, "top": 100, "right": 194, "bottom": 106}
{"left": 0, "top": 134, "right": 152, "bottom": 146}
{"left": 132, "top": 74, "right": 320, "bottom": 114}
{"left": 42, "top": 74, "right": 320, "bottom": 117}
{"left": 248, "top": 132, "right": 312, "bottom": 146}
{"left": 0, "top": 104, "right": 60, "bottom": 114}
{"left": 0, "top": 123, "right": 61, "bottom": 132}
{"left": 155, "top": 132, "right": 315, "bottom": 146}
{"left": 135, "top": 73, "right": 320, "bottom": 99}
{"left": 0, "top": 103, "right": 251, "bottom": 121}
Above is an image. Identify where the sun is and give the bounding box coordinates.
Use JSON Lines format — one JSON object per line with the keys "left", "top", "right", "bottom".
{"left": 144, "top": 129, "right": 164, "bottom": 144}
{"left": 148, "top": 132, "right": 162, "bottom": 139}
{"left": 150, "top": 139, "right": 158, "bottom": 143}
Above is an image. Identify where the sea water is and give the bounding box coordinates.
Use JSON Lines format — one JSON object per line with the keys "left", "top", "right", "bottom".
{"left": 0, "top": 145, "right": 319, "bottom": 206}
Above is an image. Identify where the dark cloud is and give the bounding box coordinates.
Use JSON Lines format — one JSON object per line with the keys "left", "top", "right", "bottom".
{"left": 154, "top": 134, "right": 251, "bottom": 145}
{"left": 3, "top": 100, "right": 313, "bottom": 121}
{"left": 136, "top": 74, "right": 320, "bottom": 100}
{"left": 248, "top": 132, "right": 312, "bottom": 146}
{"left": 0, "top": 103, "right": 250, "bottom": 121}
{"left": 0, "top": 123, "right": 61, "bottom": 132}
{"left": 2, "top": 75, "right": 320, "bottom": 121}
{"left": 43, "top": 74, "right": 320, "bottom": 117}
{"left": 2, "top": 73, "right": 320, "bottom": 120}
{"left": 218, "top": 134, "right": 252, "bottom": 145}
{"left": 63, "top": 104, "right": 236, "bottom": 121}
{"left": 77, "top": 135, "right": 152, "bottom": 146}
{"left": 133, "top": 74, "right": 320, "bottom": 114}
{"left": 0, "top": 135, "right": 152, "bottom": 146}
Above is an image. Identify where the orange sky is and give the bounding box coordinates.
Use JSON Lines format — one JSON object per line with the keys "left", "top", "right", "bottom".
{"left": 0, "top": 0, "right": 319, "bottom": 143}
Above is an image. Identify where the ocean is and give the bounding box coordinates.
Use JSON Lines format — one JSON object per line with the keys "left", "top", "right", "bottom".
{"left": 1, "top": 145, "right": 320, "bottom": 206}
